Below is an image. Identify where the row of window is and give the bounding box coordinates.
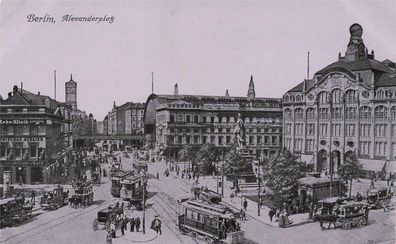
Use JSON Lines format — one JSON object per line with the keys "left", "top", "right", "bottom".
{"left": 168, "top": 127, "right": 280, "bottom": 134}
{"left": 0, "top": 144, "right": 45, "bottom": 160}
{"left": 167, "top": 135, "right": 280, "bottom": 146}
{"left": 285, "top": 105, "right": 395, "bottom": 121}
{"left": 0, "top": 124, "right": 47, "bottom": 136}
{"left": 285, "top": 123, "right": 392, "bottom": 138}
{"left": 285, "top": 140, "right": 395, "bottom": 158}
{"left": 169, "top": 114, "right": 280, "bottom": 124}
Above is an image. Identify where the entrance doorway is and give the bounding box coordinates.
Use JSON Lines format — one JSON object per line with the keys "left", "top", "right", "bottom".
{"left": 317, "top": 149, "right": 328, "bottom": 173}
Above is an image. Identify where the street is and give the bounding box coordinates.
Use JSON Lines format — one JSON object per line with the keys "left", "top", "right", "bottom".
{"left": 1, "top": 153, "right": 395, "bottom": 244}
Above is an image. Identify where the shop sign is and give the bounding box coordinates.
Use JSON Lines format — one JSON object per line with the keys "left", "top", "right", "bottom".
{"left": 0, "top": 160, "right": 45, "bottom": 166}
{"left": 0, "top": 119, "right": 46, "bottom": 125}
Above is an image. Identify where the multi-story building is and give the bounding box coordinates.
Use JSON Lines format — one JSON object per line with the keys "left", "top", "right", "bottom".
{"left": 144, "top": 77, "right": 283, "bottom": 158}
{"left": 282, "top": 23, "right": 396, "bottom": 178}
{"left": 102, "top": 102, "right": 145, "bottom": 150}
{"left": 0, "top": 85, "right": 73, "bottom": 184}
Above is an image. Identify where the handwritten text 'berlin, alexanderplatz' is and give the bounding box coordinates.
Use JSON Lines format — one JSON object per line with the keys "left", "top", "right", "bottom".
{"left": 27, "top": 14, "right": 115, "bottom": 24}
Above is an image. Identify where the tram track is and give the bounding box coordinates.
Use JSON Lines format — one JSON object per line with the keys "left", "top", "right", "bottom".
{"left": 0, "top": 184, "right": 116, "bottom": 244}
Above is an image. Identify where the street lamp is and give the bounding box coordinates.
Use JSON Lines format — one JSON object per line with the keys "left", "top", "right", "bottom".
{"left": 257, "top": 151, "right": 263, "bottom": 216}
{"left": 142, "top": 170, "right": 148, "bottom": 234}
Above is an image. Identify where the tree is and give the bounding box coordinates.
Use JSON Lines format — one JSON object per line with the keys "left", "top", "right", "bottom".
{"left": 337, "top": 152, "right": 363, "bottom": 198}
{"left": 263, "top": 149, "right": 305, "bottom": 207}
{"left": 196, "top": 144, "right": 220, "bottom": 175}
{"left": 224, "top": 150, "right": 252, "bottom": 180}
{"left": 178, "top": 145, "right": 198, "bottom": 172}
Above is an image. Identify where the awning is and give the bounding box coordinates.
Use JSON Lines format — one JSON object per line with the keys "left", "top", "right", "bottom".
{"left": 359, "top": 159, "right": 386, "bottom": 172}
{"left": 300, "top": 154, "right": 314, "bottom": 164}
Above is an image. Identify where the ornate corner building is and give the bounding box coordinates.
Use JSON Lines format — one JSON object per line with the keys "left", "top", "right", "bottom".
{"left": 0, "top": 86, "right": 73, "bottom": 184}
{"left": 144, "top": 77, "right": 283, "bottom": 159}
{"left": 283, "top": 24, "right": 396, "bottom": 178}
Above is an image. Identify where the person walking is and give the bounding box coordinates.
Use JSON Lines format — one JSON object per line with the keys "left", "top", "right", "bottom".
{"left": 268, "top": 208, "right": 275, "bottom": 222}
{"left": 135, "top": 217, "right": 141, "bottom": 232}
{"left": 243, "top": 198, "right": 248, "bottom": 212}
{"left": 120, "top": 218, "right": 125, "bottom": 236}
{"left": 130, "top": 217, "right": 135, "bottom": 232}
{"left": 106, "top": 231, "right": 112, "bottom": 244}
{"left": 31, "top": 190, "right": 36, "bottom": 206}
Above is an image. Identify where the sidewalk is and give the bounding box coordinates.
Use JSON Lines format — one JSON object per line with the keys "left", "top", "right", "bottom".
{"left": 114, "top": 229, "right": 158, "bottom": 243}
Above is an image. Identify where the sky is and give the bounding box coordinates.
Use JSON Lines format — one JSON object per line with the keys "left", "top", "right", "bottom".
{"left": 1, "top": 0, "right": 396, "bottom": 119}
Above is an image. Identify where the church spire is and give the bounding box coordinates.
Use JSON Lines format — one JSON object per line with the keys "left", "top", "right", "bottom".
{"left": 247, "top": 75, "right": 255, "bottom": 98}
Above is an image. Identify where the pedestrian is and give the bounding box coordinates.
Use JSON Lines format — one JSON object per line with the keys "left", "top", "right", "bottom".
{"left": 19, "top": 176, "right": 23, "bottom": 186}
{"left": 243, "top": 198, "right": 248, "bottom": 212}
{"left": 135, "top": 217, "right": 141, "bottom": 232}
{"left": 120, "top": 219, "right": 125, "bottom": 236}
{"left": 230, "top": 192, "right": 235, "bottom": 203}
{"left": 269, "top": 208, "right": 275, "bottom": 222}
{"left": 154, "top": 216, "right": 162, "bottom": 235}
{"left": 31, "top": 190, "right": 36, "bottom": 206}
{"left": 130, "top": 218, "right": 135, "bottom": 232}
{"left": 106, "top": 231, "right": 112, "bottom": 244}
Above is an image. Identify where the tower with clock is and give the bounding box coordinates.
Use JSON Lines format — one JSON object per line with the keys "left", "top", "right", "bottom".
{"left": 65, "top": 74, "right": 77, "bottom": 111}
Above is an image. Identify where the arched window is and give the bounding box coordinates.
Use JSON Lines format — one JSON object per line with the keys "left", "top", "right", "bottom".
{"left": 306, "top": 108, "right": 315, "bottom": 120}
{"left": 221, "top": 117, "right": 227, "bottom": 123}
{"left": 244, "top": 117, "right": 250, "bottom": 123}
{"left": 285, "top": 108, "right": 292, "bottom": 121}
{"left": 345, "top": 107, "right": 356, "bottom": 120}
{"left": 194, "top": 115, "right": 199, "bottom": 123}
{"left": 294, "top": 108, "right": 304, "bottom": 121}
{"left": 375, "top": 105, "right": 388, "bottom": 119}
{"left": 359, "top": 106, "right": 372, "bottom": 120}
{"left": 170, "top": 115, "right": 175, "bottom": 123}
{"left": 332, "top": 89, "right": 343, "bottom": 103}
{"left": 177, "top": 114, "right": 183, "bottom": 122}
{"left": 186, "top": 115, "right": 191, "bottom": 123}
{"left": 391, "top": 106, "right": 396, "bottom": 121}
{"left": 345, "top": 90, "right": 357, "bottom": 103}
{"left": 318, "top": 91, "right": 329, "bottom": 104}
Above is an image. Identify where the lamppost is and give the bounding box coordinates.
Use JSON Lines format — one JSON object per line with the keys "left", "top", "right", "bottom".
{"left": 221, "top": 150, "right": 225, "bottom": 198}
{"left": 142, "top": 170, "right": 148, "bottom": 234}
{"left": 257, "top": 151, "right": 263, "bottom": 216}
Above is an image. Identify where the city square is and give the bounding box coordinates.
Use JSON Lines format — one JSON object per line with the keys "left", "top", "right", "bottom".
{"left": 0, "top": 1, "right": 395, "bottom": 244}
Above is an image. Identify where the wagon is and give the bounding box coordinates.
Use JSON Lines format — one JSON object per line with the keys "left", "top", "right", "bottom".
{"left": 317, "top": 202, "right": 369, "bottom": 230}
{"left": 93, "top": 208, "right": 114, "bottom": 231}
{"left": 366, "top": 188, "right": 391, "bottom": 209}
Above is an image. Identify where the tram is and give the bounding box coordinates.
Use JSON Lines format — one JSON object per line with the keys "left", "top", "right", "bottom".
{"left": 119, "top": 174, "right": 145, "bottom": 201}
{"left": 110, "top": 170, "right": 135, "bottom": 197}
{"left": 40, "top": 185, "right": 69, "bottom": 210}
{"left": 0, "top": 196, "right": 33, "bottom": 228}
{"left": 70, "top": 181, "right": 94, "bottom": 208}
{"left": 178, "top": 199, "right": 245, "bottom": 243}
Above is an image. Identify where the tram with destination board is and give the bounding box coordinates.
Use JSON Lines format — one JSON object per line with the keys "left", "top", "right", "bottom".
{"left": 177, "top": 199, "right": 245, "bottom": 243}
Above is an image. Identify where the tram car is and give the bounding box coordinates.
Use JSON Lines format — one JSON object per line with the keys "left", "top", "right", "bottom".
{"left": 0, "top": 196, "right": 33, "bottom": 228}
{"left": 70, "top": 182, "right": 94, "bottom": 208}
{"left": 316, "top": 201, "right": 369, "bottom": 230}
{"left": 119, "top": 173, "right": 145, "bottom": 201}
{"left": 366, "top": 188, "right": 391, "bottom": 209}
{"left": 177, "top": 199, "right": 245, "bottom": 243}
{"left": 40, "top": 186, "right": 69, "bottom": 210}
{"left": 111, "top": 170, "right": 135, "bottom": 197}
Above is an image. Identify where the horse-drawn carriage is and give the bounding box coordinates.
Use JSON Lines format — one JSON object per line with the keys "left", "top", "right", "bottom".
{"left": 366, "top": 188, "right": 392, "bottom": 209}
{"left": 0, "top": 196, "right": 33, "bottom": 228}
{"left": 92, "top": 204, "right": 124, "bottom": 231}
{"left": 70, "top": 181, "right": 94, "bottom": 208}
{"left": 316, "top": 201, "right": 369, "bottom": 230}
{"left": 40, "top": 185, "right": 69, "bottom": 210}
{"left": 178, "top": 199, "right": 244, "bottom": 243}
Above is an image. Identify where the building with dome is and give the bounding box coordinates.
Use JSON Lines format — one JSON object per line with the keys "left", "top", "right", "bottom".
{"left": 282, "top": 23, "right": 396, "bottom": 179}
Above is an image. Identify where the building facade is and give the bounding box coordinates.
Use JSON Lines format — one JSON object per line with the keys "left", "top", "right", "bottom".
{"left": 144, "top": 77, "right": 283, "bottom": 158}
{"left": 0, "top": 85, "right": 73, "bottom": 184}
{"left": 282, "top": 23, "right": 396, "bottom": 178}
{"left": 102, "top": 102, "right": 145, "bottom": 150}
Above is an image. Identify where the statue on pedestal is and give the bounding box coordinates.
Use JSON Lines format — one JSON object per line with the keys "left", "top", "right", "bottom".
{"left": 234, "top": 113, "right": 246, "bottom": 149}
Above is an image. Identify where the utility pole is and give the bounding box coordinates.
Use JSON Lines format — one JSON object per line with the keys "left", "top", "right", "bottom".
{"left": 142, "top": 171, "right": 147, "bottom": 234}
{"left": 258, "top": 151, "right": 263, "bottom": 216}
{"left": 221, "top": 150, "right": 224, "bottom": 197}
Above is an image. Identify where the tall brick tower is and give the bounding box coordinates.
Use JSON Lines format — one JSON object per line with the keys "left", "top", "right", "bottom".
{"left": 65, "top": 74, "right": 77, "bottom": 111}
